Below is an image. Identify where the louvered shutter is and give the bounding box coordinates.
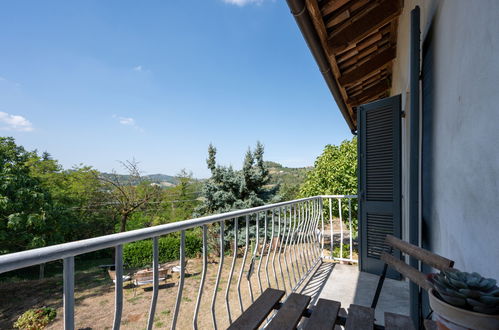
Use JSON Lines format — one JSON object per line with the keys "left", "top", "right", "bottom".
{"left": 358, "top": 95, "right": 402, "bottom": 278}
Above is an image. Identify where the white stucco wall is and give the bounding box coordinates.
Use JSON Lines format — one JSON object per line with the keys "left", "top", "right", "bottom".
{"left": 391, "top": 0, "right": 499, "bottom": 278}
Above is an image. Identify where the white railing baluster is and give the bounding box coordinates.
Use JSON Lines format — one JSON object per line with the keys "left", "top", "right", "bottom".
{"left": 225, "top": 218, "right": 238, "bottom": 324}
{"left": 268, "top": 210, "right": 278, "bottom": 289}
{"left": 171, "top": 231, "right": 185, "bottom": 330}
{"left": 291, "top": 204, "right": 301, "bottom": 282}
{"left": 329, "top": 198, "right": 333, "bottom": 259}
{"left": 339, "top": 198, "right": 344, "bottom": 261}
{"left": 211, "top": 221, "right": 224, "bottom": 330}
{"left": 282, "top": 206, "right": 294, "bottom": 291}
{"left": 193, "top": 225, "right": 208, "bottom": 329}
{"left": 63, "top": 257, "right": 75, "bottom": 330}
{"left": 349, "top": 198, "right": 353, "bottom": 261}
{"left": 320, "top": 198, "right": 324, "bottom": 258}
{"left": 147, "top": 237, "right": 159, "bottom": 330}
{"left": 276, "top": 208, "right": 287, "bottom": 292}
{"left": 237, "top": 216, "right": 249, "bottom": 313}
{"left": 257, "top": 212, "right": 267, "bottom": 294}
{"left": 113, "top": 245, "right": 123, "bottom": 330}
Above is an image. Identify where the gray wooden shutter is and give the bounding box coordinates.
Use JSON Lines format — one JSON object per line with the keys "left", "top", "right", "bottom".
{"left": 358, "top": 94, "right": 402, "bottom": 278}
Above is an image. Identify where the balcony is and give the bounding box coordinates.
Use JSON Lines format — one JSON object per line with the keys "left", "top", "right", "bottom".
{"left": 0, "top": 195, "right": 408, "bottom": 329}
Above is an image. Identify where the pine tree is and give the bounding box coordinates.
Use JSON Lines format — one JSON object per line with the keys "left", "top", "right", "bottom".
{"left": 196, "top": 142, "right": 277, "bottom": 248}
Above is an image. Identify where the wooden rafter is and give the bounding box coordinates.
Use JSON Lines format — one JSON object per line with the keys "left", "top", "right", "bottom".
{"left": 338, "top": 45, "right": 396, "bottom": 86}
{"left": 296, "top": 0, "right": 403, "bottom": 129}
{"left": 347, "top": 79, "right": 390, "bottom": 106}
{"left": 328, "top": 0, "right": 402, "bottom": 52}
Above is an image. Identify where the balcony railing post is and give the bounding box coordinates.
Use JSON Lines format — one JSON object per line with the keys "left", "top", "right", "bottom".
{"left": 320, "top": 198, "right": 324, "bottom": 258}
{"left": 113, "top": 245, "right": 123, "bottom": 330}
{"left": 236, "top": 215, "right": 250, "bottom": 313}
{"left": 211, "top": 221, "right": 224, "bottom": 330}
{"left": 193, "top": 225, "right": 208, "bottom": 329}
{"left": 257, "top": 212, "right": 267, "bottom": 294}
{"left": 63, "top": 257, "right": 75, "bottom": 330}
{"left": 226, "top": 218, "right": 238, "bottom": 324}
{"left": 171, "top": 231, "right": 185, "bottom": 330}
{"left": 147, "top": 237, "right": 159, "bottom": 330}
{"left": 339, "top": 198, "right": 344, "bottom": 260}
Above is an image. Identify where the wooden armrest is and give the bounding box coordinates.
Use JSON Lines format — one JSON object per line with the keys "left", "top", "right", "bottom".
{"left": 385, "top": 235, "right": 454, "bottom": 270}
{"left": 381, "top": 253, "right": 432, "bottom": 291}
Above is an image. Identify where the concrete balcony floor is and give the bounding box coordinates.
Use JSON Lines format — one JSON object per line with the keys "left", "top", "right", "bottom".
{"left": 300, "top": 261, "right": 410, "bottom": 326}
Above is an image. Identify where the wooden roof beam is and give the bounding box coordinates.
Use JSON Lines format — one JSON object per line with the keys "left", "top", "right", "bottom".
{"left": 338, "top": 45, "right": 396, "bottom": 86}
{"left": 328, "top": 0, "right": 402, "bottom": 52}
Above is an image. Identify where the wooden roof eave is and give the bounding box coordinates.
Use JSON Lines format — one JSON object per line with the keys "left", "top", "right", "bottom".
{"left": 292, "top": 0, "right": 403, "bottom": 131}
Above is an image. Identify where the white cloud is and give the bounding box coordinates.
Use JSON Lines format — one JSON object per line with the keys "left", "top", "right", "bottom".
{"left": 222, "top": 0, "right": 265, "bottom": 6}
{"left": 0, "top": 112, "right": 34, "bottom": 132}
{"left": 133, "top": 65, "right": 143, "bottom": 72}
{"left": 113, "top": 115, "right": 143, "bottom": 132}
{"left": 118, "top": 117, "right": 135, "bottom": 126}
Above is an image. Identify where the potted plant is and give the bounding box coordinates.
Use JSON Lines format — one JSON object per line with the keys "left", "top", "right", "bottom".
{"left": 427, "top": 269, "right": 499, "bottom": 330}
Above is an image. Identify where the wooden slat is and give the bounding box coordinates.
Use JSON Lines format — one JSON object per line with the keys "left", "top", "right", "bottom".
{"left": 384, "top": 312, "right": 415, "bottom": 330}
{"left": 385, "top": 235, "right": 454, "bottom": 271}
{"left": 228, "top": 288, "right": 285, "bottom": 330}
{"left": 424, "top": 319, "right": 438, "bottom": 330}
{"left": 266, "top": 293, "right": 311, "bottom": 330}
{"left": 328, "top": 0, "right": 402, "bottom": 51}
{"left": 381, "top": 253, "right": 433, "bottom": 291}
{"left": 345, "top": 304, "right": 374, "bottom": 329}
{"left": 303, "top": 299, "right": 340, "bottom": 330}
{"left": 339, "top": 46, "right": 396, "bottom": 86}
{"left": 347, "top": 79, "right": 389, "bottom": 105}
{"left": 321, "top": 0, "right": 351, "bottom": 17}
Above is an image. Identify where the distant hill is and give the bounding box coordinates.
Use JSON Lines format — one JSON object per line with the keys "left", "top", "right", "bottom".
{"left": 264, "top": 161, "right": 311, "bottom": 188}
{"left": 99, "top": 172, "right": 179, "bottom": 187}
{"left": 99, "top": 161, "right": 310, "bottom": 189}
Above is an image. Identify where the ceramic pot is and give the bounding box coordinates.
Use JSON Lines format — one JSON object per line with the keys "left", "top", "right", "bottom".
{"left": 428, "top": 289, "right": 499, "bottom": 330}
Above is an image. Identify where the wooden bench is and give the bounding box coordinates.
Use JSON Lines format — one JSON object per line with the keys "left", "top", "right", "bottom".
{"left": 228, "top": 287, "right": 438, "bottom": 330}
{"left": 228, "top": 288, "right": 285, "bottom": 330}
{"left": 371, "top": 234, "right": 455, "bottom": 323}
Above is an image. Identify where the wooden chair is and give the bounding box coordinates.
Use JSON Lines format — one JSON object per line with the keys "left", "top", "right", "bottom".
{"left": 371, "top": 234, "right": 455, "bottom": 326}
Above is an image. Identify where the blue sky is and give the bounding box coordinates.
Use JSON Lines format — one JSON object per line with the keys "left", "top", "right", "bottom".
{"left": 0, "top": 0, "right": 351, "bottom": 178}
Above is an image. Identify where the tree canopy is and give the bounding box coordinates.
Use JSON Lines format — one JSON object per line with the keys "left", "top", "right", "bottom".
{"left": 299, "top": 137, "right": 357, "bottom": 197}
{"left": 196, "top": 142, "right": 276, "bottom": 216}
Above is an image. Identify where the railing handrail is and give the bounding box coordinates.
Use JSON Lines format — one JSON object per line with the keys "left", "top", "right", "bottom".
{"left": 0, "top": 195, "right": 357, "bottom": 274}
{"left": 0, "top": 195, "right": 355, "bottom": 274}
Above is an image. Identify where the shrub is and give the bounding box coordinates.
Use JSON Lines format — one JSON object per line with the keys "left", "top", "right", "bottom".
{"left": 332, "top": 244, "right": 353, "bottom": 259}
{"left": 14, "top": 307, "right": 56, "bottom": 329}
{"left": 123, "top": 231, "right": 203, "bottom": 268}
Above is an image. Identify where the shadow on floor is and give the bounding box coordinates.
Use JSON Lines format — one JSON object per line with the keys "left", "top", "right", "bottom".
{"left": 299, "top": 261, "right": 335, "bottom": 306}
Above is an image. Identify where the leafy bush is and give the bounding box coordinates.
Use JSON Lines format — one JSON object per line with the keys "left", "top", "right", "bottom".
{"left": 14, "top": 307, "right": 56, "bottom": 329}
{"left": 299, "top": 138, "right": 358, "bottom": 230}
{"left": 123, "top": 231, "right": 203, "bottom": 268}
{"left": 332, "top": 244, "right": 353, "bottom": 259}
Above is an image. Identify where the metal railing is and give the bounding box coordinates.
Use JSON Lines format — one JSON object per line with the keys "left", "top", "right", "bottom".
{"left": 321, "top": 195, "right": 358, "bottom": 263}
{"left": 0, "top": 195, "right": 357, "bottom": 329}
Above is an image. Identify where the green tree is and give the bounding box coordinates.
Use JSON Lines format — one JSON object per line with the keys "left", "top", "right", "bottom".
{"left": 161, "top": 169, "right": 200, "bottom": 223}
{"left": 196, "top": 142, "right": 277, "bottom": 245}
{"left": 0, "top": 137, "right": 58, "bottom": 254}
{"left": 300, "top": 137, "right": 357, "bottom": 197}
{"left": 27, "top": 153, "right": 115, "bottom": 242}
{"left": 197, "top": 142, "right": 276, "bottom": 216}
{"left": 299, "top": 138, "right": 358, "bottom": 228}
